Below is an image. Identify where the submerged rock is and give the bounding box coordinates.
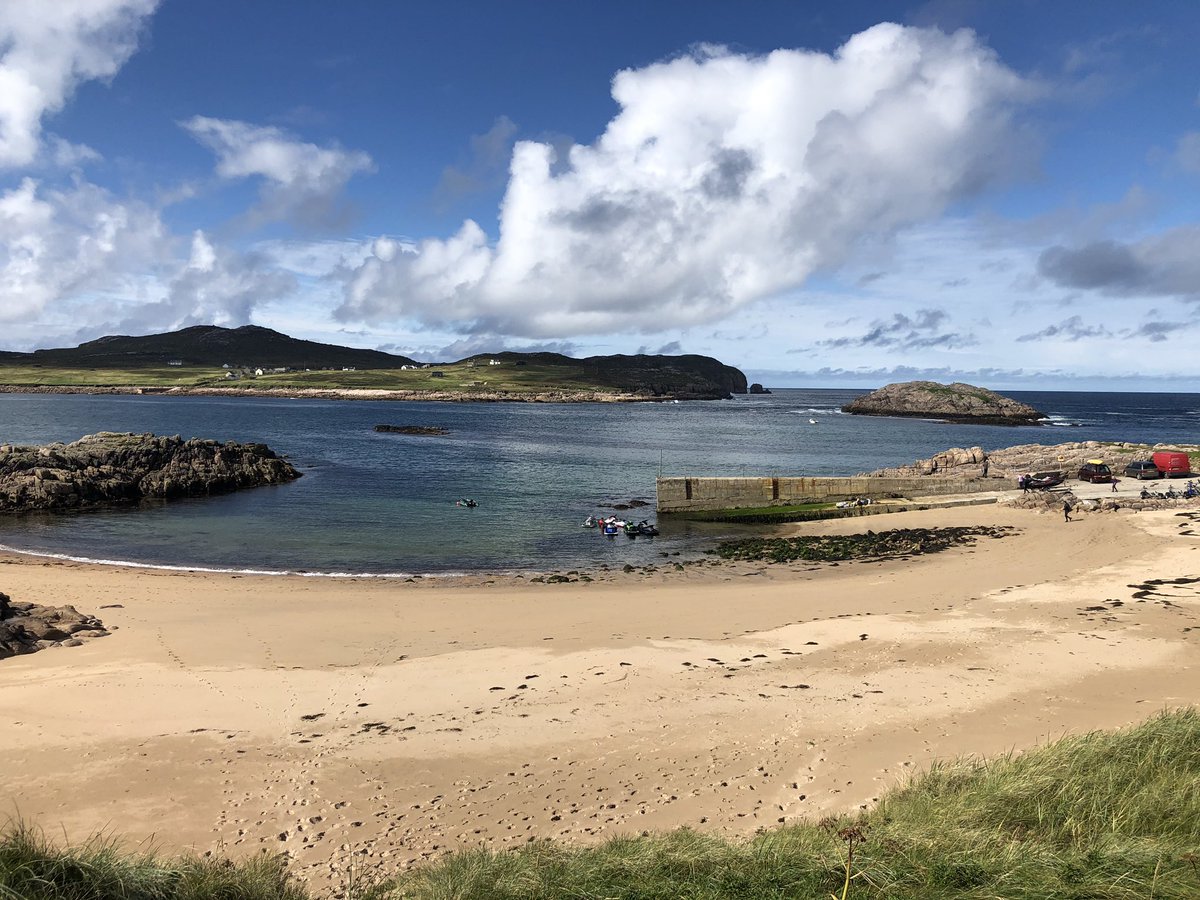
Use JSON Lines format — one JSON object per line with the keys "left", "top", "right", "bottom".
{"left": 842, "top": 381, "right": 1043, "bottom": 425}
{"left": 0, "top": 432, "right": 301, "bottom": 513}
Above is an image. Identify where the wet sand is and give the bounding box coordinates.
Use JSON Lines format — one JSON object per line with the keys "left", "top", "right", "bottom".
{"left": 1, "top": 502, "right": 1198, "bottom": 890}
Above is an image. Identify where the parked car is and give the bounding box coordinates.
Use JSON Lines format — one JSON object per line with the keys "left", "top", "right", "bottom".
{"left": 1077, "top": 460, "right": 1114, "bottom": 483}
{"left": 1123, "top": 460, "right": 1162, "bottom": 480}
{"left": 1151, "top": 451, "right": 1193, "bottom": 478}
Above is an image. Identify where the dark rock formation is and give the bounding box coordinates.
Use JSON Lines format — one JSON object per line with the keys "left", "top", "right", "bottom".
{"left": 842, "top": 381, "right": 1043, "bottom": 425}
{"left": 374, "top": 425, "right": 449, "bottom": 436}
{"left": 0, "top": 432, "right": 301, "bottom": 513}
{"left": 1, "top": 591, "right": 110, "bottom": 659}
{"left": 749, "top": 383, "right": 771, "bottom": 394}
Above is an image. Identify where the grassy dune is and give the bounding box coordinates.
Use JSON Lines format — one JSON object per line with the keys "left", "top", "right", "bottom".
{"left": 5, "top": 709, "right": 1199, "bottom": 899}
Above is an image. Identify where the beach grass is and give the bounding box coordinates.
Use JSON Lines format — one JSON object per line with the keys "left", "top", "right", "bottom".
{"left": 5, "top": 709, "right": 1200, "bottom": 899}
{"left": 0, "top": 820, "right": 305, "bottom": 900}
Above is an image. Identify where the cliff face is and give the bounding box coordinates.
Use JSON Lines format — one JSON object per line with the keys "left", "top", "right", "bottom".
{"left": 0, "top": 432, "right": 301, "bottom": 513}
{"left": 842, "top": 381, "right": 1043, "bottom": 425}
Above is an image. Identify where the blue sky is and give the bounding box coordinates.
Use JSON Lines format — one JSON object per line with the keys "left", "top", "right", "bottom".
{"left": 2, "top": 1, "right": 1200, "bottom": 389}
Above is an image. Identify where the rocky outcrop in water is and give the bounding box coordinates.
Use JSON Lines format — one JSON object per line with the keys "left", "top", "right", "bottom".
{"left": 843, "top": 381, "right": 1043, "bottom": 425}
{"left": 0, "top": 591, "right": 110, "bottom": 659}
{"left": 0, "top": 432, "right": 301, "bottom": 513}
{"left": 374, "top": 425, "right": 449, "bottom": 436}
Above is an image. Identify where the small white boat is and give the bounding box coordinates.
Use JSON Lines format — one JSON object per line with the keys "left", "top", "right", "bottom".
{"left": 809, "top": 418, "right": 818, "bottom": 425}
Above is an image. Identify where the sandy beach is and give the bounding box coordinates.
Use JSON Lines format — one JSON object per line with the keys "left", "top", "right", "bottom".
{"left": 2, "top": 500, "right": 1198, "bottom": 891}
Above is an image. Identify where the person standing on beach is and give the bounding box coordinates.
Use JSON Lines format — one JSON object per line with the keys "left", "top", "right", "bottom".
{"left": 1063, "top": 500, "right": 1072, "bottom": 523}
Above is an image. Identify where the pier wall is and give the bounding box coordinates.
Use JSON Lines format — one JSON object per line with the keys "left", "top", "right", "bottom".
{"left": 656, "top": 475, "right": 989, "bottom": 513}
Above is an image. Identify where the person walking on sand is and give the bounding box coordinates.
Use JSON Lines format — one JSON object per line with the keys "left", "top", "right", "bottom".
{"left": 1063, "top": 499, "right": 1072, "bottom": 523}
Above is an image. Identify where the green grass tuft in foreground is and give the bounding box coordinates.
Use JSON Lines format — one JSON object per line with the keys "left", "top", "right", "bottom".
{"left": 5, "top": 710, "right": 1200, "bottom": 899}
{"left": 0, "top": 822, "right": 306, "bottom": 900}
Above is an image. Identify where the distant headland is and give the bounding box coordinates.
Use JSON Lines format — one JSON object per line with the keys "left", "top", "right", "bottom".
{"left": 0, "top": 325, "right": 748, "bottom": 402}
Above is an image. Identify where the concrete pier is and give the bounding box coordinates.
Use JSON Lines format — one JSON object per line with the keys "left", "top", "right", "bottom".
{"left": 656, "top": 475, "right": 991, "bottom": 513}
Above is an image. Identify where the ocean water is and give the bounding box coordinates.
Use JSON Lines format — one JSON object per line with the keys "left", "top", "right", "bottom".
{"left": 0, "top": 389, "right": 1195, "bottom": 575}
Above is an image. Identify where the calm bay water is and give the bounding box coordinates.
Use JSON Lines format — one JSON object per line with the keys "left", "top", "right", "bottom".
{"left": 0, "top": 389, "right": 1195, "bottom": 574}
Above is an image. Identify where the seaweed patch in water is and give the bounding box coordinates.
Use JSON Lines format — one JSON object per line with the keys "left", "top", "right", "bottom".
{"left": 706, "top": 526, "right": 1016, "bottom": 565}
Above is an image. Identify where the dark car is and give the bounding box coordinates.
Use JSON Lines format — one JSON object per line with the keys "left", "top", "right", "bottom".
{"left": 1123, "top": 460, "right": 1162, "bottom": 480}
{"left": 1078, "top": 461, "right": 1114, "bottom": 483}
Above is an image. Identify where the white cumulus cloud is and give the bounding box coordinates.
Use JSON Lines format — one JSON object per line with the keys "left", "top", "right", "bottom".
{"left": 0, "top": 176, "right": 168, "bottom": 322}
{"left": 182, "top": 116, "right": 375, "bottom": 228}
{"left": 0, "top": 0, "right": 158, "bottom": 168}
{"left": 108, "top": 230, "right": 296, "bottom": 333}
{"left": 0, "top": 177, "right": 297, "bottom": 345}
{"left": 337, "top": 23, "right": 1035, "bottom": 337}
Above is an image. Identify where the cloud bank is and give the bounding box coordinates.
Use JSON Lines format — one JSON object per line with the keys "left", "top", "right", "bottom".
{"left": 1038, "top": 228, "right": 1200, "bottom": 300}
{"left": 0, "top": 0, "right": 158, "bottom": 168}
{"left": 337, "top": 23, "right": 1034, "bottom": 337}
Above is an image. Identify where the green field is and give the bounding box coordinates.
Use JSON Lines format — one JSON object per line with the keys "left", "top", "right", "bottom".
{"left": 0, "top": 363, "right": 614, "bottom": 395}
{"left": 4, "top": 708, "right": 1199, "bottom": 899}
{"left": 0, "top": 365, "right": 229, "bottom": 387}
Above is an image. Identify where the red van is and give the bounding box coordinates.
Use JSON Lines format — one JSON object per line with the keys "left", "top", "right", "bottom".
{"left": 1151, "top": 451, "right": 1193, "bottom": 478}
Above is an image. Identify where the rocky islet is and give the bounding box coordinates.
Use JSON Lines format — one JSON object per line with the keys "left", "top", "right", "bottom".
{"left": 0, "top": 431, "right": 301, "bottom": 513}
{"left": 842, "top": 381, "right": 1044, "bottom": 425}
